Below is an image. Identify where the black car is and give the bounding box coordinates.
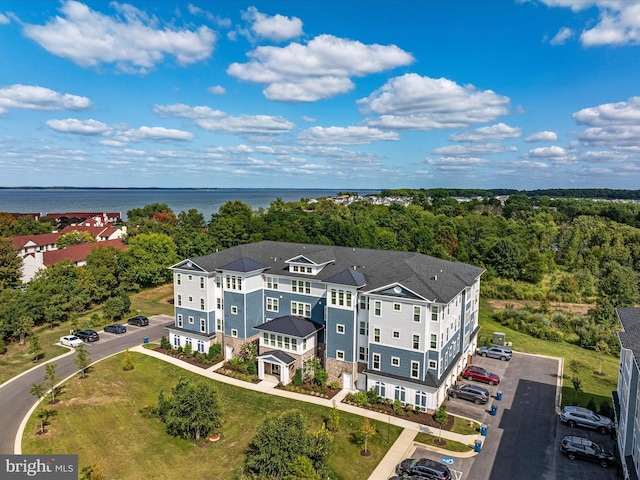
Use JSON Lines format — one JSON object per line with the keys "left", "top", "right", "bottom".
{"left": 127, "top": 315, "right": 149, "bottom": 327}
{"left": 75, "top": 329, "right": 99, "bottom": 342}
{"left": 396, "top": 458, "right": 452, "bottom": 479}
{"left": 104, "top": 324, "right": 127, "bottom": 334}
{"left": 560, "top": 435, "right": 616, "bottom": 468}
{"left": 447, "top": 383, "right": 489, "bottom": 404}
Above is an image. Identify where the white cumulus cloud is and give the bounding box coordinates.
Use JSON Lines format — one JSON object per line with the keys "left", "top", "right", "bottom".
{"left": 431, "top": 143, "right": 517, "bottom": 156}
{"left": 573, "top": 96, "right": 640, "bottom": 126}
{"left": 525, "top": 131, "right": 558, "bottom": 142}
{"left": 207, "top": 85, "right": 227, "bottom": 95}
{"left": 242, "top": 7, "right": 303, "bottom": 42}
{"left": 47, "top": 118, "right": 110, "bottom": 135}
{"left": 297, "top": 126, "right": 400, "bottom": 145}
{"left": 449, "top": 123, "right": 521, "bottom": 142}
{"left": 359, "top": 74, "right": 510, "bottom": 130}
{"left": 550, "top": 27, "right": 574, "bottom": 45}
{"left": 0, "top": 84, "right": 91, "bottom": 113}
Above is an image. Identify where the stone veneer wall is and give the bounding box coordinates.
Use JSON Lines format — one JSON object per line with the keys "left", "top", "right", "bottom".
{"left": 220, "top": 333, "right": 260, "bottom": 358}
{"left": 325, "top": 357, "right": 356, "bottom": 387}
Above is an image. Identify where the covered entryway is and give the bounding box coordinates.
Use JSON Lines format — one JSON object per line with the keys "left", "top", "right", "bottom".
{"left": 258, "top": 350, "right": 296, "bottom": 384}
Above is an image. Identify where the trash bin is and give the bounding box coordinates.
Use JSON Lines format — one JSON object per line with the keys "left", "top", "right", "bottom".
{"left": 491, "top": 404, "right": 498, "bottom": 416}
{"left": 496, "top": 390, "right": 503, "bottom": 401}
{"left": 474, "top": 440, "right": 482, "bottom": 453}
{"left": 143, "top": 337, "right": 149, "bottom": 344}
{"left": 481, "top": 424, "right": 488, "bottom": 436}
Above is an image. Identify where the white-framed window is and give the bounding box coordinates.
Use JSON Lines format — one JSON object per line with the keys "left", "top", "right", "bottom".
{"left": 188, "top": 275, "right": 193, "bottom": 281}
{"left": 372, "top": 353, "right": 381, "bottom": 370}
{"left": 225, "top": 275, "right": 242, "bottom": 291}
{"left": 393, "top": 303, "right": 401, "bottom": 311}
{"left": 359, "top": 346, "right": 368, "bottom": 362}
{"left": 184, "top": 337, "right": 191, "bottom": 347}
{"left": 392, "top": 330, "right": 400, "bottom": 339}
{"left": 216, "top": 318, "right": 223, "bottom": 332}
{"left": 374, "top": 301, "right": 381, "bottom": 316}
{"left": 176, "top": 273, "right": 181, "bottom": 285}
{"left": 188, "top": 296, "right": 193, "bottom": 303}
{"left": 200, "top": 277, "right": 205, "bottom": 289}
{"left": 395, "top": 386, "right": 406, "bottom": 405}
{"left": 337, "top": 324, "right": 345, "bottom": 334}
{"left": 267, "top": 297, "right": 279, "bottom": 312}
{"left": 197, "top": 340, "right": 205, "bottom": 353}
{"left": 177, "top": 294, "right": 182, "bottom": 306}
{"left": 216, "top": 297, "right": 223, "bottom": 309}
{"left": 430, "top": 334, "right": 437, "bottom": 349}
{"left": 177, "top": 314, "right": 183, "bottom": 328}
{"left": 359, "top": 321, "right": 368, "bottom": 336}
{"left": 266, "top": 276, "right": 278, "bottom": 290}
{"left": 336, "top": 350, "right": 345, "bottom": 360}
{"left": 231, "top": 306, "right": 238, "bottom": 315}
{"left": 292, "top": 265, "right": 299, "bottom": 272}
{"left": 413, "top": 306, "right": 421, "bottom": 322}
{"left": 413, "top": 334, "right": 420, "bottom": 350}
{"left": 428, "top": 360, "right": 437, "bottom": 369}
{"left": 200, "top": 298, "right": 205, "bottom": 311}
{"left": 391, "top": 357, "right": 400, "bottom": 367}
{"left": 188, "top": 316, "right": 194, "bottom": 324}
{"left": 373, "top": 328, "right": 380, "bottom": 342}
{"left": 302, "top": 338, "right": 307, "bottom": 350}
{"left": 231, "top": 328, "right": 238, "bottom": 337}
{"left": 306, "top": 267, "right": 312, "bottom": 273}
{"left": 375, "top": 381, "right": 386, "bottom": 398}
{"left": 173, "top": 336, "right": 180, "bottom": 347}
{"left": 200, "top": 318, "right": 206, "bottom": 332}
{"left": 215, "top": 276, "right": 221, "bottom": 288}
{"left": 411, "top": 361, "right": 420, "bottom": 379}
{"left": 292, "top": 280, "right": 311, "bottom": 294}
{"left": 277, "top": 335, "right": 283, "bottom": 348}
{"left": 291, "top": 301, "right": 311, "bottom": 317}
{"left": 360, "top": 295, "right": 367, "bottom": 309}
{"left": 431, "top": 306, "right": 439, "bottom": 321}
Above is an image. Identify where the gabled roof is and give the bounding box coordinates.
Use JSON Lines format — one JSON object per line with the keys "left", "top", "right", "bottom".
{"left": 254, "top": 315, "right": 323, "bottom": 338}
{"left": 323, "top": 268, "right": 366, "bottom": 287}
{"left": 43, "top": 239, "right": 127, "bottom": 266}
{"left": 258, "top": 350, "right": 296, "bottom": 365}
{"left": 219, "top": 257, "right": 269, "bottom": 273}
{"left": 11, "top": 232, "right": 61, "bottom": 250}
{"left": 617, "top": 308, "right": 640, "bottom": 368}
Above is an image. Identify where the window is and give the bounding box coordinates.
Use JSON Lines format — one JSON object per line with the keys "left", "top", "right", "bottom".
{"left": 415, "top": 391, "right": 427, "bottom": 411}
{"left": 306, "top": 267, "right": 312, "bottom": 273}
{"left": 414, "top": 306, "right": 421, "bottom": 322}
{"left": 292, "top": 265, "right": 299, "bottom": 272}
{"left": 200, "top": 298, "right": 205, "bottom": 311}
{"left": 225, "top": 275, "right": 242, "bottom": 291}
{"left": 215, "top": 276, "right": 221, "bottom": 288}
{"left": 216, "top": 318, "right": 223, "bottom": 332}
{"left": 277, "top": 335, "right": 283, "bottom": 348}
{"left": 359, "top": 347, "right": 368, "bottom": 362}
{"left": 431, "top": 306, "right": 439, "bottom": 322}
{"left": 188, "top": 316, "right": 194, "bottom": 324}
{"left": 338, "top": 291, "right": 344, "bottom": 306}
{"left": 177, "top": 294, "right": 182, "bottom": 306}
{"left": 291, "top": 301, "right": 311, "bottom": 317}
{"left": 267, "top": 297, "right": 279, "bottom": 312}
{"left": 302, "top": 338, "right": 307, "bottom": 350}
{"left": 391, "top": 357, "right": 400, "bottom": 367}
{"left": 188, "top": 296, "right": 193, "bottom": 303}
{"left": 284, "top": 337, "right": 290, "bottom": 350}
{"left": 200, "top": 318, "right": 206, "bottom": 332}
{"left": 412, "top": 334, "right": 420, "bottom": 350}
{"left": 216, "top": 297, "right": 222, "bottom": 309}
{"left": 374, "top": 301, "right": 381, "bottom": 316}
{"left": 291, "top": 338, "right": 297, "bottom": 350}
{"left": 188, "top": 275, "right": 193, "bottom": 281}
{"left": 373, "top": 328, "right": 381, "bottom": 342}
{"left": 177, "top": 314, "right": 183, "bottom": 328}
{"left": 266, "top": 276, "right": 278, "bottom": 290}
{"left": 359, "top": 321, "right": 368, "bottom": 336}
{"left": 411, "top": 361, "right": 420, "bottom": 379}
{"left": 231, "top": 329, "right": 238, "bottom": 337}
{"left": 395, "top": 386, "right": 406, "bottom": 405}
{"left": 336, "top": 350, "right": 345, "bottom": 360}
{"left": 173, "top": 336, "right": 180, "bottom": 347}
{"left": 430, "top": 334, "right": 437, "bottom": 349}
{"left": 360, "top": 295, "right": 368, "bottom": 309}
{"left": 200, "top": 277, "right": 205, "bottom": 289}
{"left": 372, "top": 353, "right": 381, "bottom": 370}
{"left": 346, "top": 292, "right": 352, "bottom": 307}
{"left": 177, "top": 273, "right": 181, "bottom": 285}
{"left": 392, "top": 330, "right": 400, "bottom": 339}
{"left": 231, "top": 306, "right": 238, "bottom": 315}
{"left": 375, "top": 381, "right": 386, "bottom": 398}
{"left": 393, "top": 303, "right": 401, "bottom": 311}
{"left": 292, "top": 280, "right": 311, "bottom": 294}
{"left": 429, "top": 360, "right": 437, "bottom": 369}
{"left": 197, "top": 340, "right": 205, "bottom": 353}
{"left": 337, "top": 324, "right": 345, "bottom": 334}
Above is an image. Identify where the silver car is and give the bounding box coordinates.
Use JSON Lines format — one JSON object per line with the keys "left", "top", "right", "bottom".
{"left": 560, "top": 406, "right": 614, "bottom": 434}
{"left": 478, "top": 345, "right": 512, "bottom": 361}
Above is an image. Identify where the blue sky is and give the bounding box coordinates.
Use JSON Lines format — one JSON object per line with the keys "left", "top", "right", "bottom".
{"left": 2, "top": 0, "right": 640, "bottom": 190}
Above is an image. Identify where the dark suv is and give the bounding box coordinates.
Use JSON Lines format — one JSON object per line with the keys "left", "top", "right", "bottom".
{"left": 560, "top": 435, "right": 615, "bottom": 468}
{"left": 75, "top": 329, "right": 99, "bottom": 342}
{"left": 396, "top": 458, "right": 452, "bottom": 479}
{"left": 127, "top": 315, "right": 149, "bottom": 327}
{"left": 447, "top": 384, "right": 489, "bottom": 404}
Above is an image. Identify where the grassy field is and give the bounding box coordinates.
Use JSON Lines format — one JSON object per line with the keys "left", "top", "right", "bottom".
{"left": 22, "top": 352, "right": 402, "bottom": 480}
{"left": 478, "top": 298, "right": 619, "bottom": 409}
{"left": 414, "top": 433, "right": 473, "bottom": 453}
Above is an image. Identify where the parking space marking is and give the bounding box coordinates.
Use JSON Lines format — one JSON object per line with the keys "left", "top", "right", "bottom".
{"left": 451, "top": 469, "right": 463, "bottom": 480}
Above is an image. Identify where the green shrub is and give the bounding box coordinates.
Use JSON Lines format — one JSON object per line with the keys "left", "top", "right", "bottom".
{"left": 184, "top": 343, "right": 193, "bottom": 356}
{"left": 160, "top": 336, "right": 171, "bottom": 350}
{"left": 586, "top": 398, "right": 597, "bottom": 413}
{"left": 208, "top": 343, "right": 222, "bottom": 359}
{"left": 349, "top": 391, "right": 371, "bottom": 407}
{"left": 366, "top": 387, "right": 380, "bottom": 405}
{"left": 329, "top": 381, "right": 340, "bottom": 390}
{"left": 293, "top": 369, "right": 303, "bottom": 387}
{"left": 139, "top": 405, "right": 157, "bottom": 418}
{"left": 0, "top": 338, "right": 6, "bottom": 355}
{"left": 393, "top": 399, "right": 403, "bottom": 415}
{"left": 314, "top": 368, "right": 328, "bottom": 386}
{"left": 599, "top": 400, "right": 614, "bottom": 419}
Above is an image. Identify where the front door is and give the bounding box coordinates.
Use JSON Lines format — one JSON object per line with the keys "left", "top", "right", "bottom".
{"left": 225, "top": 345, "right": 233, "bottom": 360}
{"left": 343, "top": 373, "right": 353, "bottom": 391}
{"left": 272, "top": 364, "right": 280, "bottom": 375}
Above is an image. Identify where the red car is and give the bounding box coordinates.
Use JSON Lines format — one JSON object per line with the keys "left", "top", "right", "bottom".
{"left": 462, "top": 365, "right": 500, "bottom": 385}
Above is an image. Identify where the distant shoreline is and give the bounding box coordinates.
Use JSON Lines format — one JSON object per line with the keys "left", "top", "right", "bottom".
{"left": 0, "top": 187, "right": 353, "bottom": 191}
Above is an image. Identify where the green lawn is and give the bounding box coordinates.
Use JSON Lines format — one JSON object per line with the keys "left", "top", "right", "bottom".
{"left": 22, "top": 352, "right": 402, "bottom": 480}
{"left": 478, "top": 298, "right": 619, "bottom": 408}
{"left": 414, "top": 433, "right": 473, "bottom": 453}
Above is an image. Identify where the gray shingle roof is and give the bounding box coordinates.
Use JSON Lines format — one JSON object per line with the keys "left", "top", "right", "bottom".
{"left": 258, "top": 350, "right": 296, "bottom": 365}
{"left": 219, "top": 257, "right": 269, "bottom": 273}
{"left": 176, "top": 240, "right": 484, "bottom": 303}
{"left": 617, "top": 308, "right": 640, "bottom": 367}
{"left": 254, "top": 315, "right": 323, "bottom": 337}
{"left": 323, "top": 268, "right": 366, "bottom": 287}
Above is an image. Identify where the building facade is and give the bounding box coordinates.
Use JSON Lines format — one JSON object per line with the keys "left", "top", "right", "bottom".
{"left": 615, "top": 308, "right": 640, "bottom": 480}
{"left": 168, "top": 241, "right": 484, "bottom": 411}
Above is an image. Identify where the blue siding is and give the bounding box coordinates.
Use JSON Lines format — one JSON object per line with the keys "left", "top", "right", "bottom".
{"left": 224, "top": 291, "right": 245, "bottom": 338}
{"left": 175, "top": 307, "right": 210, "bottom": 334}
{"left": 326, "top": 307, "right": 355, "bottom": 362}
{"left": 369, "top": 344, "right": 426, "bottom": 381}
{"left": 246, "top": 290, "right": 264, "bottom": 331}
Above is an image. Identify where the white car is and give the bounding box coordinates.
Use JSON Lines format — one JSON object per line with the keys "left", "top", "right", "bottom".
{"left": 60, "top": 335, "right": 83, "bottom": 348}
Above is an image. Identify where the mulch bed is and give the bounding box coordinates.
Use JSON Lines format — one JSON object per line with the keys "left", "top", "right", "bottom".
{"left": 153, "top": 347, "right": 222, "bottom": 369}
{"left": 342, "top": 401, "right": 456, "bottom": 430}
{"left": 276, "top": 384, "right": 342, "bottom": 400}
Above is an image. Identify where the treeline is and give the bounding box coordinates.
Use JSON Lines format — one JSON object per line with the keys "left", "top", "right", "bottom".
{"left": 381, "top": 187, "right": 640, "bottom": 200}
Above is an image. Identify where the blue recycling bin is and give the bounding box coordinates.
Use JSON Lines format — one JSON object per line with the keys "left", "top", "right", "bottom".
{"left": 496, "top": 390, "right": 503, "bottom": 401}
{"left": 143, "top": 337, "right": 149, "bottom": 344}
{"left": 491, "top": 404, "right": 498, "bottom": 416}
{"left": 481, "top": 424, "right": 488, "bottom": 436}
{"left": 474, "top": 440, "right": 482, "bottom": 453}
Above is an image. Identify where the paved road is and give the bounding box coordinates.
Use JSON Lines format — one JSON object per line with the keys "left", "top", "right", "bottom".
{"left": 0, "top": 316, "right": 173, "bottom": 454}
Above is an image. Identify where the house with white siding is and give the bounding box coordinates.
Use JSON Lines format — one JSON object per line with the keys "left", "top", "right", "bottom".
{"left": 168, "top": 241, "right": 484, "bottom": 411}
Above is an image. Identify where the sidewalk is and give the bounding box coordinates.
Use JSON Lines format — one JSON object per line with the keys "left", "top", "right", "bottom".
{"left": 131, "top": 345, "right": 478, "bottom": 480}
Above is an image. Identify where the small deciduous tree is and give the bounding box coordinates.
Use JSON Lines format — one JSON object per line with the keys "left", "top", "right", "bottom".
{"left": 434, "top": 404, "right": 448, "bottom": 442}
{"left": 30, "top": 382, "right": 52, "bottom": 434}
{"left": 45, "top": 363, "right": 60, "bottom": 403}
{"left": 594, "top": 340, "right": 610, "bottom": 375}
{"left": 29, "top": 335, "right": 43, "bottom": 362}
{"left": 16, "top": 315, "right": 33, "bottom": 346}
{"left": 326, "top": 400, "right": 340, "bottom": 432}
{"left": 358, "top": 417, "right": 377, "bottom": 455}
{"left": 74, "top": 344, "right": 91, "bottom": 378}
{"left": 122, "top": 349, "right": 134, "bottom": 371}
{"left": 164, "top": 378, "right": 224, "bottom": 440}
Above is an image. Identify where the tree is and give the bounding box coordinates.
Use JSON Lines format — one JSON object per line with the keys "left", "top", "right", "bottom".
{"left": 285, "top": 457, "right": 321, "bottom": 480}
{"left": 434, "top": 404, "right": 448, "bottom": 442}
{"left": 74, "top": 344, "right": 91, "bottom": 378}
{"left": 102, "top": 290, "right": 131, "bottom": 320}
{"left": 119, "top": 233, "right": 179, "bottom": 290}
{"left": 164, "top": 378, "right": 224, "bottom": 440}
{"left": 598, "top": 261, "right": 639, "bottom": 307}
{"left": 594, "top": 340, "right": 610, "bottom": 375}
{"left": 0, "top": 237, "right": 22, "bottom": 289}
{"left": 16, "top": 315, "right": 33, "bottom": 346}
{"left": 358, "top": 417, "right": 377, "bottom": 455}
{"left": 326, "top": 400, "right": 340, "bottom": 432}
{"left": 56, "top": 230, "right": 95, "bottom": 248}
{"left": 568, "top": 360, "right": 586, "bottom": 402}
{"left": 30, "top": 381, "right": 53, "bottom": 433}
{"left": 122, "top": 349, "right": 134, "bottom": 371}
{"left": 45, "top": 363, "right": 60, "bottom": 403}
{"left": 29, "top": 335, "right": 43, "bottom": 362}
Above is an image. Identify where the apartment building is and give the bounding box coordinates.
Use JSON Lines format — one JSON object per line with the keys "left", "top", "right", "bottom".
{"left": 168, "top": 241, "right": 484, "bottom": 411}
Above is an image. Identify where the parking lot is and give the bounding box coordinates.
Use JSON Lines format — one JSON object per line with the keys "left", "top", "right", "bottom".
{"left": 400, "top": 352, "right": 620, "bottom": 480}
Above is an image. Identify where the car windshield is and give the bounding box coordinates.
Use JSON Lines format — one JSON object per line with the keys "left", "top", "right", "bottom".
{"left": 592, "top": 444, "right": 603, "bottom": 454}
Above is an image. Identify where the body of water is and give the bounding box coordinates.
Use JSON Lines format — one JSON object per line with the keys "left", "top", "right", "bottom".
{"left": 0, "top": 188, "right": 360, "bottom": 220}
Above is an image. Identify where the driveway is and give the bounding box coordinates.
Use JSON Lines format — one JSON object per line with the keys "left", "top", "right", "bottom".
{"left": 0, "top": 315, "right": 173, "bottom": 454}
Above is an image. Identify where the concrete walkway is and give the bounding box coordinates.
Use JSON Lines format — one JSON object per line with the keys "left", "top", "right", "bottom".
{"left": 131, "top": 345, "right": 478, "bottom": 480}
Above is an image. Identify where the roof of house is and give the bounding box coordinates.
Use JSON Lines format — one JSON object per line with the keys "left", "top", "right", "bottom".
{"left": 254, "top": 315, "right": 324, "bottom": 337}
{"left": 59, "top": 225, "right": 120, "bottom": 238}
{"left": 43, "top": 239, "right": 127, "bottom": 266}
{"left": 258, "top": 350, "right": 296, "bottom": 365}
{"left": 11, "top": 232, "right": 62, "bottom": 250}
{"left": 617, "top": 308, "right": 640, "bottom": 365}
{"left": 45, "top": 212, "right": 121, "bottom": 219}
{"left": 175, "top": 240, "right": 484, "bottom": 304}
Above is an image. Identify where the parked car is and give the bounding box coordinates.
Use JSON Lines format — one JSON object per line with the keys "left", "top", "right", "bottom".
{"left": 560, "top": 435, "right": 615, "bottom": 467}
{"left": 60, "top": 335, "right": 83, "bottom": 347}
{"left": 462, "top": 365, "right": 500, "bottom": 385}
{"left": 396, "top": 458, "right": 452, "bottom": 479}
{"left": 104, "top": 324, "right": 126, "bottom": 334}
{"left": 560, "top": 406, "right": 614, "bottom": 434}
{"left": 75, "top": 329, "right": 99, "bottom": 342}
{"left": 477, "top": 345, "right": 512, "bottom": 361}
{"left": 447, "top": 384, "right": 489, "bottom": 404}
{"left": 127, "top": 315, "right": 149, "bottom": 327}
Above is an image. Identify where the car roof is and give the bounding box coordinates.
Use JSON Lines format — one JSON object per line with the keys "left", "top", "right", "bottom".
{"left": 562, "top": 406, "right": 595, "bottom": 414}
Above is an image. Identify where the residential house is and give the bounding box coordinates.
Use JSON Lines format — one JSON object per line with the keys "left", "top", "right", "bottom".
{"left": 168, "top": 241, "right": 483, "bottom": 411}
{"left": 615, "top": 307, "right": 640, "bottom": 480}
